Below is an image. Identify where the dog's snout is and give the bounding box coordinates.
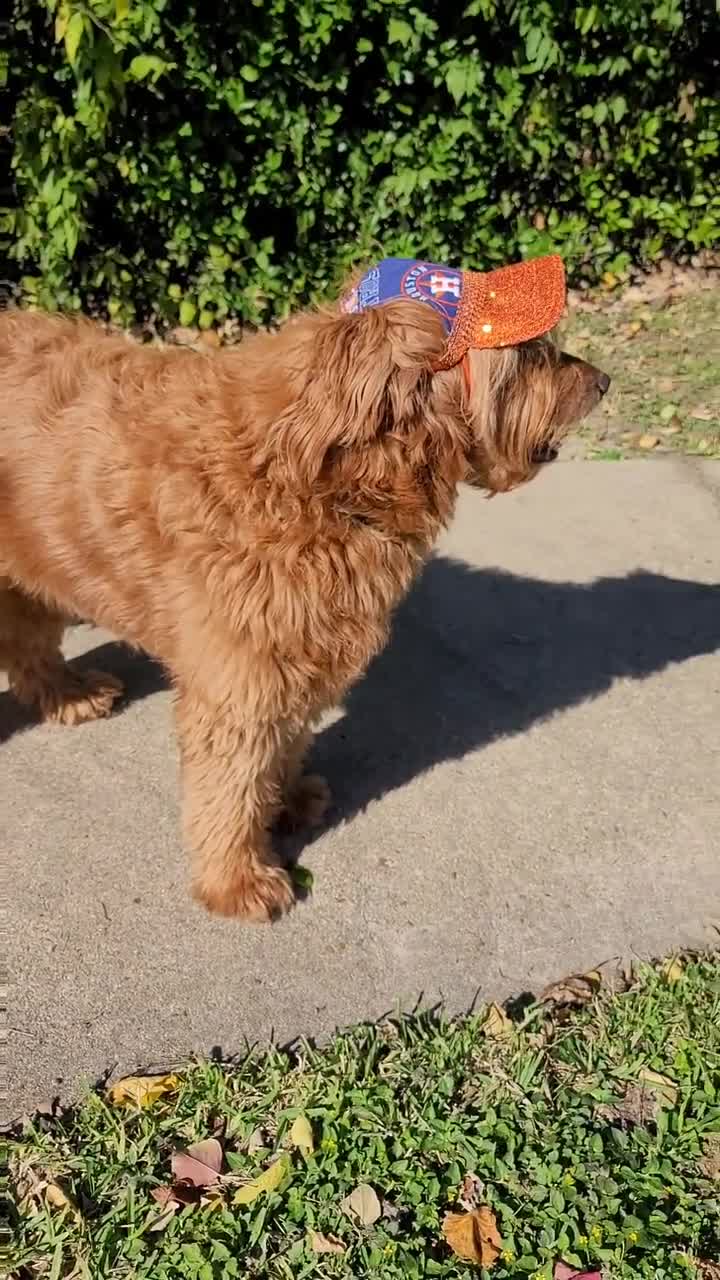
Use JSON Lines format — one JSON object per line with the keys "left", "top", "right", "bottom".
{"left": 597, "top": 371, "right": 611, "bottom": 395}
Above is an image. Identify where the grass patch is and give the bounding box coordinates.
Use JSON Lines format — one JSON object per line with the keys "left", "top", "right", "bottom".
{"left": 562, "top": 285, "right": 720, "bottom": 460}
{"left": 7, "top": 956, "right": 720, "bottom": 1279}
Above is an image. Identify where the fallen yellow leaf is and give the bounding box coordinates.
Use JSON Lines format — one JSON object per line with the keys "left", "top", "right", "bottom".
{"left": 289, "top": 1114, "right": 314, "bottom": 1155}
{"left": 661, "top": 956, "right": 684, "bottom": 984}
{"left": 442, "top": 1206, "right": 502, "bottom": 1266}
{"left": 340, "top": 1182, "right": 382, "bottom": 1225}
{"left": 638, "top": 1067, "right": 678, "bottom": 1108}
{"left": 234, "top": 1156, "right": 289, "bottom": 1205}
{"left": 45, "top": 1182, "right": 72, "bottom": 1211}
{"left": 638, "top": 434, "right": 660, "bottom": 450}
{"left": 108, "top": 1074, "right": 180, "bottom": 1108}
{"left": 308, "top": 1228, "right": 346, "bottom": 1254}
{"left": 484, "top": 1003, "right": 513, "bottom": 1038}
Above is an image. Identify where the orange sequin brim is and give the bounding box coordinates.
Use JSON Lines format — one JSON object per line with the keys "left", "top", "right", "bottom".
{"left": 432, "top": 254, "right": 566, "bottom": 371}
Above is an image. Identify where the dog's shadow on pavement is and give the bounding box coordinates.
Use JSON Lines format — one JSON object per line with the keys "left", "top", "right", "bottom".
{"left": 309, "top": 559, "right": 720, "bottom": 833}
{"left": 2, "top": 563, "right": 719, "bottom": 818}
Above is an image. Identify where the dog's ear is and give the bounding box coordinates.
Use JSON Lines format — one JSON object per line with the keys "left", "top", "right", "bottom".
{"left": 276, "top": 301, "right": 447, "bottom": 485}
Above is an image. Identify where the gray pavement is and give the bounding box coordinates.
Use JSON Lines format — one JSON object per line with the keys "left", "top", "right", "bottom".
{"left": 4, "top": 459, "right": 720, "bottom": 1123}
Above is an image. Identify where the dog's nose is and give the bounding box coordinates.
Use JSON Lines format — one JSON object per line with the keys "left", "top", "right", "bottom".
{"left": 597, "top": 371, "right": 611, "bottom": 395}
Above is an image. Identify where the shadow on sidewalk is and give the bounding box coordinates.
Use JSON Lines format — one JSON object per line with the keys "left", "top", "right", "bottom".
{"left": 2, "top": 564, "right": 718, "bottom": 822}
{"left": 311, "top": 560, "right": 720, "bottom": 831}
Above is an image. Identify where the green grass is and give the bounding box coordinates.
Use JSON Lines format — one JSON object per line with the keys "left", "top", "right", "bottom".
{"left": 7, "top": 956, "right": 720, "bottom": 1280}
{"left": 561, "top": 286, "right": 720, "bottom": 460}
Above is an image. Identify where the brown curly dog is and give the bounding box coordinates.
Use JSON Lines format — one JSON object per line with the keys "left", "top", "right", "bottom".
{"left": 0, "top": 296, "right": 608, "bottom": 921}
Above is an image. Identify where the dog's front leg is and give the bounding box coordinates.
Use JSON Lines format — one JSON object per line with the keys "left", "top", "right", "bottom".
{"left": 175, "top": 686, "right": 295, "bottom": 922}
{"left": 280, "top": 727, "right": 332, "bottom": 829}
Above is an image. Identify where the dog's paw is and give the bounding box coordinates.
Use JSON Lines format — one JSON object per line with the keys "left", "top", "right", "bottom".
{"left": 41, "top": 668, "right": 125, "bottom": 725}
{"left": 193, "top": 861, "right": 295, "bottom": 923}
{"left": 282, "top": 774, "right": 332, "bottom": 829}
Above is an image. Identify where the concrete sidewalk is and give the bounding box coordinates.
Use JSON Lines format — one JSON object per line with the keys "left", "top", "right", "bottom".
{"left": 4, "top": 460, "right": 720, "bottom": 1122}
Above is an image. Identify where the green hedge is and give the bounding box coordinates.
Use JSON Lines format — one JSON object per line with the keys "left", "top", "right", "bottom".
{"left": 6, "top": 0, "right": 720, "bottom": 328}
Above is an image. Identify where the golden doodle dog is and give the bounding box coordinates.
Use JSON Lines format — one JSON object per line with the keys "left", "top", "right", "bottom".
{"left": 0, "top": 254, "right": 609, "bottom": 922}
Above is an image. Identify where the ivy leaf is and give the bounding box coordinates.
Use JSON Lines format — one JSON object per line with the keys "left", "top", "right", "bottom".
{"left": 388, "top": 18, "right": 413, "bottom": 44}
{"left": 115, "top": 0, "right": 130, "bottom": 20}
{"left": 525, "top": 27, "right": 542, "bottom": 61}
{"left": 64, "top": 11, "right": 85, "bottom": 66}
{"left": 128, "top": 54, "right": 171, "bottom": 82}
{"left": 446, "top": 64, "right": 469, "bottom": 104}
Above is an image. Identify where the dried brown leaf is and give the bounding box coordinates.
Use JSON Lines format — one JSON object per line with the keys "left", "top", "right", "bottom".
{"left": 245, "top": 1126, "right": 267, "bottom": 1154}
{"left": 699, "top": 1135, "right": 720, "bottom": 1181}
{"left": 150, "top": 1186, "right": 174, "bottom": 1207}
{"left": 554, "top": 1264, "right": 602, "bottom": 1280}
{"left": 171, "top": 1138, "right": 223, "bottom": 1188}
{"left": 596, "top": 1081, "right": 657, "bottom": 1127}
{"left": 340, "top": 1182, "right": 382, "bottom": 1225}
{"left": 308, "top": 1229, "right": 346, "bottom": 1254}
{"left": 541, "top": 969, "right": 602, "bottom": 1007}
{"left": 696, "top": 1262, "right": 720, "bottom": 1280}
{"left": 148, "top": 1199, "right": 180, "bottom": 1232}
{"left": 442, "top": 1206, "right": 502, "bottom": 1266}
{"left": 597, "top": 1067, "right": 678, "bottom": 1128}
{"left": 484, "top": 1003, "right": 513, "bottom": 1038}
{"left": 637, "top": 1067, "right": 678, "bottom": 1108}
{"left": 638, "top": 434, "right": 660, "bottom": 450}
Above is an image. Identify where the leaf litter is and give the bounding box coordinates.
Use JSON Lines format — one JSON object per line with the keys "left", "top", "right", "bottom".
{"left": 341, "top": 1182, "right": 382, "bottom": 1225}
{"left": 442, "top": 1205, "right": 502, "bottom": 1266}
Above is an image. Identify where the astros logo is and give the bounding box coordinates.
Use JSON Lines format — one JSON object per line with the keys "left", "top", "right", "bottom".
{"left": 401, "top": 263, "right": 463, "bottom": 321}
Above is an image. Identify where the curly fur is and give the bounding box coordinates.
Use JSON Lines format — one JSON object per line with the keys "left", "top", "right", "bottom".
{"left": 0, "top": 295, "right": 608, "bottom": 921}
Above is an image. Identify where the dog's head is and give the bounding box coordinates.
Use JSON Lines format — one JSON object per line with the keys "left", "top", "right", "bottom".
{"left": 458, "top": 335, "right": 610, "bottom": 493}
{"left": 267, "top": 297, "right": 608, "bottom": 519}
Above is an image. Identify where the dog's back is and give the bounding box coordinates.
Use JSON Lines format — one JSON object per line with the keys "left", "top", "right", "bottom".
{"left": 0, "top": 311, "right": 192, "bottom": 647}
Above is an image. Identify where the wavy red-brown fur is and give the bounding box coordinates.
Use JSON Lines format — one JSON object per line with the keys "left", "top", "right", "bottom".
{"left": 0, "top": 297, "right": 606, "bottom": 920}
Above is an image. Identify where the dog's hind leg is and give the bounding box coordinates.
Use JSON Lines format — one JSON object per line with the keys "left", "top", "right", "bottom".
{"left": 279, "top": 727, "right": 332, "bottom": 829}
{"left": 176, "top": 685, "right": 296, "bottom": 922}
{"left": 0, "top": 581, "right": 123, "bottom": 725}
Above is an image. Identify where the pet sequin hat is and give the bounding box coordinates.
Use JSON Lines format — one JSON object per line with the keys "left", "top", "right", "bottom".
{"left": 342, "top": 254, "right": 566, "bottom": 371}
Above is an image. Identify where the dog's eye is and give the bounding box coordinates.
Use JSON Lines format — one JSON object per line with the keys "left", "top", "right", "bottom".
{"left": 531, "top": 444, "right": 559, "bottom": 464}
